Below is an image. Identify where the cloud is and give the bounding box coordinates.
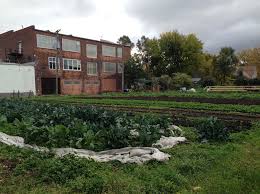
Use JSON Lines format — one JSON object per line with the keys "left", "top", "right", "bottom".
{"left": 124, "top": 0, "right": 260, "bottom": 53}
{"left": 0, "top": 0, "right": 95, "bottom": 32}
{"left": 0, "top": 0, "right": 259, "bottom": 53}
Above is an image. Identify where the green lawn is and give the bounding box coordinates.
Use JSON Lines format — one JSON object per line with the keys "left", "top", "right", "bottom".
{"left": 1, "top": 124, "right": 259, "bottom": 194}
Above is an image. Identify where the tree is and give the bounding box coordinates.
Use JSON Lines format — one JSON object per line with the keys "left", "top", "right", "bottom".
{"left": 136, "top": 31, "right": 204, "bottom": 78}
{"left": 238, "top": 48, "right": 260, "bottom": 66}
{"left": 238, "top": 48, "right": 260, "bottom": 78}
{"left": 159, "top": 31, "right": 204, "bottom": 76}
{"left": 117, "top": 35, "right": 134, "bottom": 48}
{"left": 198, "top": 53, "right": 215, "bottom": 78}
{"left": 159, "top": 31, "right": 185, "bottom": 74}
{"left": 136, "top": 35, "right": 150, "bottom": 69}
{"left": 214, "top": 47, "right": 238, "bottom": 85}
{"left": 182, "top": 34, "right": 205, "bottom": 74}
{"left": 145, "top": 38, "right": 164, "bottom": 76}
{"left": 124, "top": 55, "right": 147, "bottom": 88}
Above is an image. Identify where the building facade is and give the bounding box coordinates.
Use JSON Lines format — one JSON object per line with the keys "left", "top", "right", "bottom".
{"left": 0, "top": 25, "right": 131, "bottom": 95}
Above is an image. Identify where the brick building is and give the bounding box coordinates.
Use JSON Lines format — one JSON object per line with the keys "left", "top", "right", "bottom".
{"left": 0, "top": 25, "right": 131, "bottom": 95}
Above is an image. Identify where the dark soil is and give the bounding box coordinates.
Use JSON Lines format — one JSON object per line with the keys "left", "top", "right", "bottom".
{"left": 76, "top": 96, "right": 260, "bottom": 105}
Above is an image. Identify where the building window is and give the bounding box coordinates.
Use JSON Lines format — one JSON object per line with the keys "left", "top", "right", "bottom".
{"left": 87, "top": 44, "right": 97, "bottom": 58}
{"left": 62, "top": 38, "right": 80, "bottom": 52}
{"left": 64, "top": 80, "right": 81, "bottom": 85}
{"left": 86, "top": 80, "right": 100, "bottom": 86}
{"left": 117, "top": 48, "right": 123, "bottom": 58}
{"left": 102, "top": 45, "right": 116, "bottom": 57}
{"left": 118, "top": 63, "right": 123, "bottom": 73}
{"left": 36, "top": 34, "right": 57, "bottom": 49}
{"left": 18, "top": 41, "right": 22, "bottom": 54}
{"left": 63, "top": 58, "right": 81, "bottom": 71}
{"left": 87, "top": 62, "right": 98, "bottom": 75}
{"left": 103, "top": 62, "right": 116, "bottom": 73}
{"left": 48, "top": 57, "right": 60, "bottom": 70}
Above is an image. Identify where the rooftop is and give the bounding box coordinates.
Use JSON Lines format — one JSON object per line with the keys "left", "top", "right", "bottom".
{"left": 0, "top": 25, "right": 131, "bottom": 47}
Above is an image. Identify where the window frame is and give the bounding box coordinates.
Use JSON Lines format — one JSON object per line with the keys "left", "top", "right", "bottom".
{"left": 102, "top": 45, "right": 116, "bottom": 57}
{"left": 64, "top": 80, "right": 81, "bottom": 85}
{"left": 87, "top": 62, "right": 98, "bottom": 76}
{"left": 36, "top": 34, "right": 57, "bottom": 50}
{"left": 103, "top": 62, "right": 117, "bottom": 73}
{"left": 86, "top": 44, "right": 97, "bottom": 58}
{"left": 63, "top": 58, "right": 81, "bottom": 71}
{"left": 48, "top": 57, "right": 60, "bottom": 70}
{"left": 86, "top": 80, "right": 100, "bottom": 86}
{"left": 62, "top": 38, "right": 81, "bottom": 53}
{"left": 117, "top": 47, "right": 123, "bottom": 58}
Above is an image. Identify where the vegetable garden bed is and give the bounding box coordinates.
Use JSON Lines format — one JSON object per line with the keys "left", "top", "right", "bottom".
{"left": 1, "top": 123, "right": 259, "bottom": 193}
{"left": 0, "top": 99, "right": 259, "bottom": 193}
{"left": 0, "top": 99, "right": 181, "bottom": 151}
{"left": 100, "top": 90, "right": 260, "bottom": 100}
{"left": 33, "top": 97, "right": 260, "bottom": 114}
{"left": 74, "top": 96, "right": 260, "bottom": 105}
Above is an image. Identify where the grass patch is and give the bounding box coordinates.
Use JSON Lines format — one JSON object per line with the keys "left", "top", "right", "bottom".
{"left": 0, "top": 124, "right": 259, "bottom": 193}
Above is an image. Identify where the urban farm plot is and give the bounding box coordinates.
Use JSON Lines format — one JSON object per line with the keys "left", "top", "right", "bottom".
{"left": 0, "top": 98, "right": 259, "bottom": 193}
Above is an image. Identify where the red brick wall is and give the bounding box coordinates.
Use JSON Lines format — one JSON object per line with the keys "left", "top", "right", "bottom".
{"left": 0, "top": 26, "right": 36, "bottom": 61}
{"left": 102, "top": 79, "right": 117, "bottom": 92}
{"left": 0, "top": 48, "right": 3, "bottom": 61}
{"left": 0, "top": 26, "right": 131, "bottom": 95}
{"left": 61, "top": 79, "right": 82, "bottom": 95}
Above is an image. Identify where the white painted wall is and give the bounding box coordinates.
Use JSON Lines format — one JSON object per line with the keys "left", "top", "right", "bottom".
{"left": 0, "top": 63, "right": 36, "bottom": 94}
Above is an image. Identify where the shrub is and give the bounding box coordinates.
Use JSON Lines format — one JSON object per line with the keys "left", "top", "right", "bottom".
{"left": 234, "top": 77, "right": 260, "bottom": 86}
{"left": 68, "top": 176, "right": 104, "bottom": 194}
{"left": 200, "top": 76, "right": 216, "bottom": 87}
{"left": 133, "top": 79, "right": 151, "bottom": 91}
{"left": 196, "top": 117, "right": 230, "bottom": 142}
{"left": 234, "top": 76, "right": 248, "bottom": 86}
{"left": 172, "top": 73, "right": 192, "bottom": 89}
{"left": 158, "top": 75, "right": 174, "bottom": 91}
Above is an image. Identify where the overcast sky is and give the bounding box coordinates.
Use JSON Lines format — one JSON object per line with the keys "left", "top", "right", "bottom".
{"left": 0, "top": 0, "right": 259, "bottom": 53}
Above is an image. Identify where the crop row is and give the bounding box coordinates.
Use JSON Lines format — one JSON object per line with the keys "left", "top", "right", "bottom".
{"left": 0, "top": 99, "right": 178, "bottom": 151}
{"left": 101, "top": 90, "right": 260, "bottom": 100}
{"left": 34, "top": 97, "right": 260, "bottom": 114}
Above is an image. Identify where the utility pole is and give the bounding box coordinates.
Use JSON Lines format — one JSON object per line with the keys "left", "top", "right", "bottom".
{"left": 55, "top": 29, "right": 61, "bottom": 95}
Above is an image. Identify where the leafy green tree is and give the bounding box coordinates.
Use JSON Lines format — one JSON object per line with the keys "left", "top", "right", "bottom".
{"left": 117, "top": 35, "right": 135, "bottom": 48}
{"left": 238, "top": 48, "right": 260, "bottom": 67}
{"left": 214, "top": 47, "right": 239, "bottom": 85}
{"left": 172, "top": 73, "right": 192, "bottom": 89}
{"left": 136, "top": 35, "right": 150, "bottom": 68}
{"left": 196, "top": 53, "right": 215, "bottom": 78}
{"left": 238, "top": 48, "right": 260, "bottom": 78}
{"left": 136, "top": 31, "right": 204, "bottom": 77}
{"left": 159, "top": 31, "right": 204, "bottom": 76}
{"left": 159, "top": 31, "right": 185, "bottom": 74}
{"left": 124, "top": 55, "right": 147, "bottom": 88}
{"left": 146, "top": 38, "right": 164, "bottom": 76}
{"left": 182, "top": 34, "right": 204, "bottom": 74}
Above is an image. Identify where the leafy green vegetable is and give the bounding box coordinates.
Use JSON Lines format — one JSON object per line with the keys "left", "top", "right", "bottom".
{"left": 0, "top": 99, "right": 176, "bottom": 151}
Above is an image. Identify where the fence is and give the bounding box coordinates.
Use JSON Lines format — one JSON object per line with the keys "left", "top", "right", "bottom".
{"left": 205, "top": 86, "right": 260, "bottom": 92}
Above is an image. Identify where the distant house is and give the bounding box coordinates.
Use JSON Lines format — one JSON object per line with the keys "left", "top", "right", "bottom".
{"left": 0, "top": 25, "right": 131, "bottom": 95}
{"left": 242, "top": 65, "right": 258, "bottom": 79}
